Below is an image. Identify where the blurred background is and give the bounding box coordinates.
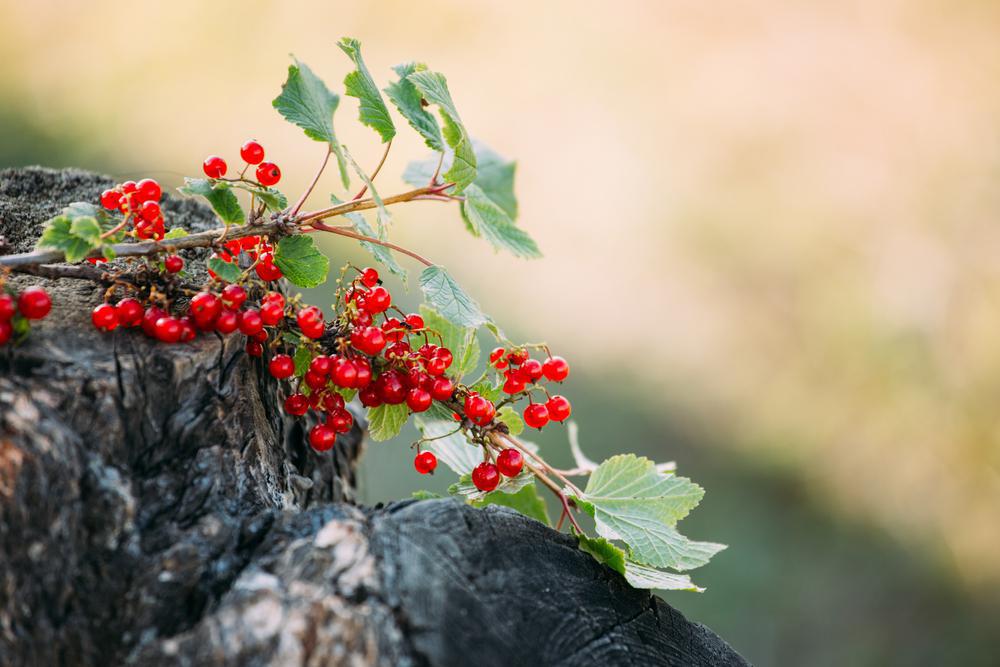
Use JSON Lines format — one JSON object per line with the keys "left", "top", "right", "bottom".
{"left": 3, "top": 1, "right": 999, "bottom": 663}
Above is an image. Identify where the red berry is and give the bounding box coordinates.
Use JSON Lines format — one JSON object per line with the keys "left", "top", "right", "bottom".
{"left": 238, "top": 309, "right": 264, "bottom": 336}
{"left": 304, "top": 370, "right": 327, "bottom": 392}
{"left": 142, "top": 306, "right": 166, "bottom": 337}
{"left": 245, "top": 340, "right": 264, "bottom": 357}
{"left": 240, "top": 140, "right": 265, "bottom": 165}
{"left": 323, "top": 393, "right": 346, "bottom": 413}
{"left": 111, "top": 298, "right": 143, "bottom": 328}
{"left": 284, "top": 393, "right": 309, "bottom": 416}
{"left": 18, "top": 287, "right": 51, "bottom": 320}
{"left": 424, "top": 356, "right": 448, "bottom": 377}
{"left": 464, "top": 394, "right": 496, "bottom": 426}
{"left": 221, "top": 284, "right": 247, "bottom": 309}
{"left": 351, "top": 325, "right": 386, "bottom": 356}
{"left": 256, "top": 162, "right": 281, "bottom": 186}
{"left": 91, "top": 303, "right": 118, "bottom": 331}
{"left": 252, "top": 329, "right": 268, "bottom": 343}
{"left": 178, "top": 317, "right": 197, "bottom": 342}
{"left": 100, "top": 189, "right": 122, "bottom": 210}
{"left": 268, "top": 353, "right": 294, "bottom": 379}
{"left": 154, "top": 316, "right": 183, "bottom": 344}
{"left": 360, "top": 267, "right": 379, "bottom": 287}
{"left": 215, "top": 309, "right": 239, "bottom": 334}
{"left": 502, "top": 375, "right": 526, "bottom": 395}
{"left": 496, "top": 449, "right": 524, "bottom": 478}
{"left": 382, "top": 317, "right": 405, "bottom": 342}
{"left": 507, "top": 349, "right": 529, "bottom": 365}
{"left": 327, "top": 409, "right": 353, "bottom": 434}
{"left": 164, "top": 254, "right": 183, "bottom": 273}
{"left": 489, "top": 347, "right": 506, "bottom": 365}
{"left": 406, "top": 388, "right": 432, "bottom": 412}
{"left": 405, "top": 313, "right": 424, "bottom": 330}
{"left": 259, "top": 300, "right": 284, "bottom": 326}
{"left": 546, "top": 395, "right": 572, "bottom": 422}
{"left": 331, "top": 357, "right": 358, "bottom": 388}
{"left": 523, "top": 403, "right": 550, "bottom": 430}
{"left": 353, "top": 358, "right": 372, "bottom": 387}
{"left": 0, "top": 320, "right": 12, "bottom": 345}
{"left": 309, "top": 424, "right": 337, "bottom": 452}
{"left": 136, "top": 178, "right": 161, "bottom": 203}
{"left": 263, "top": 291, "right": 285, "bottom": 306}
{"left": 309, "top": 355, "right": 333, "bottom": 376}
{"left": 543, "top": 356, "right": 570, "bottom": 382}
{"left": 435, "top": 348, "right": 453, "bottom": 369}
{"left": 255, "top": 256, "right": 283, "bottom": 281}
{"left": 472, "top": 462, "right": 500, "bottom": 492}
{"left": 0, "top": 294, "right": 16, "bottom": 321}
{"left": 203, "top": 155, "right": 227, "bottom": 178}
{"left": 519, "top": 358, "right": 544, "bottom": 383}
{"left": 359, "top": 386, "right": 382, "bottom": 408}
{"left": 376, "top": 370, "right": 407, "bottom": 404}
{"left": 365, "top": 286, "right": 391, "bottom": 313}
{"left": 414, "top": 451, "right": 437, "bottom": 475}
{"left": 430, "top": 376, "right": 454, "bottom": 401}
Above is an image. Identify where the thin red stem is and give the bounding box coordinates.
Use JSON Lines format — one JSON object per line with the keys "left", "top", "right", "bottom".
{"left": 352, "top": 140, "right": 392, "bottom": 200}
{"left": 291, "top": 147, "right": 332, "bottom": 215}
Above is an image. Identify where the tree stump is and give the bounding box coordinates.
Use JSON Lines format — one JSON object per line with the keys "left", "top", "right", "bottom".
{"left": 0, "top": 167, "right": 749, "bottom": 667}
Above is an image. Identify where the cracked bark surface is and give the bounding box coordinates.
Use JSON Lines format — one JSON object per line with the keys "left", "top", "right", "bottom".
{"left": 0, "top": 168, "right": 749, "bottom": 667}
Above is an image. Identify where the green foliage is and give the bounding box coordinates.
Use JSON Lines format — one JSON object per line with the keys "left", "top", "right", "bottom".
{"left": 418, "top": 304, "right": 480, "bottom": 380}
{"left": 343, "top": 147, "right": 391, "bottom": 239}
{"left": 207, "top": 257, "right": 241, "bottom": 283}
{"left": 497, "top": 405, "right": 525, "bottom": 436}
{"left": 36, "top": 202, "right": 113, "bottom": 263}
{"left": 415, "top": 419, "right": 481, "bottom": 475}
{"left": 385, "top": 62, "right": 445, "bottom": 151}
{"left": 473, "top": 483, "right": 550, "bottom": 525}
{"left": 293, "top": 345, "right": 314, "bottom": 377}
{"left": 419, "top": 265, "right": 487, "bottom": 328}
{"left": 177, "top": 178, "right": 244, "bottom": 225}
{"left": 461, "top": 184, "right": 540, "bottom": 258}
{"left": 273, "top": 235, "right": 329, "bottom": 288}
{"left": 163, "top": 228, "right": 188, "bottom": 240}
{"left": 230, "top": 182, "right": 288, "bottom": 212}
{"left": 367, "top": 402, "right": 410, "bottom": 441}
{"left": 575, "top": 533, "right": 702, "bottom": 592}
{"left": 407, "top": 70, "right": 477, "bottom": 192}
{"left": 272, "top": 57, "right": 350, "bottom": 187}
{"left": 338, "top": 37, "right": 395, "bottom": 143}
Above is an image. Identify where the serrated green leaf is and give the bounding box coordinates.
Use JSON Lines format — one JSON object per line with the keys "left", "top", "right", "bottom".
{"left": 367, "top": 402, "right": 409, "bottom": 441}
{"left": 273, "top": 235, "right": 329, "bottom": 288}
{"left": 418, "top": 304, "right": 479, "bottom": 380}
{"left": 163, "top": 228, "right": 189, "bottom": 240}
{"left": 338, "top": 37, "right": 395, "bottom": 143}
{"left": 473, "top": 482, "right": 550, "bottom": 525}
{"left": 64, "top": 202, "right": 116, "bottom": 233}
{"left": 343, "top": 146, "right": 390, "bottom": 239}
{"left": 576, "top": 533, "right": 627, "bottom": 575}
{"left": 385, "top": 62, "right": 444, "bottom": 152}
{"left": 231, "top": 182, "right": 288, "bottom": 212}
{"left": 468, "top": 379, "right": 502, "bottom": 404}
{"left": 272, "top": 58, "right": 349, "bottom": 188}
{"left": 293, "top": 345, "right": 314, "bottom": 377}
{"left": 334, "top": 386, "right": 358, "bottom": 402}
{"left": 461, "top": 184, "right": 540, "bottom": 258}
{"left": 207, "top": 257, "right": 242, "bottom": 283}
{"left": 622, "top": 561, "right": 703, "bottom": 592}
{"left": 101, "top": 246, "right": 117, "bottom": 261}
{"left": 407, "top": 142, "right": 517, "bottom": 218}
{"left": 571, "top": 454, "right": 725, "bottom": 572}
{"left": 408, "top": 70, "right": 476, "bottom": 192}
{"left": 497, "top": 406, "right": 524, "bottom": 436}
{"left": 415, "top": 419, "right": 481, "bottom": 476}
{"left": 177, "top": 178, "right": 244, "bottom": 225}
{"left": 69, "top": 216, "right": 101, "bottom": 242}
{"left": 36, "top": 216, "right": 100, "bottom": 263}
{"left": 419, "top": 265, "right": 486, "bottom": 328}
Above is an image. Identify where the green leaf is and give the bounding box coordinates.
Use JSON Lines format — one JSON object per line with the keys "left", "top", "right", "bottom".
{"left": 412, "top": 490, "right": 442, "bottom": 500}
{"left": 367, "top": 402, "right": 409, "bottom": 442}
{"left": 177, "top": 178, "right": 244, "bottom": 225}
{"left": 419, "top": 265, "right": 486, "bottom": 328}
{"left": 293, "top": 345, "right": 315, "bottom": 377}
{"left": 231, "top": 182, "right": 288, "bottom": 212}
{"left": 37, "top": 216, "right": 100, "bottom": 263}
{"left": 472, "top": 142, "right": 518, "bottom": 220}
{"left": 272, "top": 58, "right": 350, "bottom": 188}
{"left": 468, "top": 379, "right": 502, "bottom": 404}
{"left": 418, "top": 304, "right": 479, "bottom": 380}
{"left": 473, "top": 483, "right": 550, "bottom": 526}
{"left": 407, "top": 70, "right": 477, "bottom": 192}
{"left": 570, "top": 454, "right": 725, "bottom": 571}
{"left": 576, "top": 533, "right": 627, "bottom": 575}
{"left": 273, "top": 235, "right": 329, "bottom": 288}
{"left": 207, "top": 257, "right": 241, "bottom": 283}
{"left": 63, "top": 202, "right": 116, "bottom": 233}
{"left": 497, "top": 405, "right": 524, "bottom": 436}
{"left": 575, "top": 533, "right": 703, "bottom": 591}
{"left": 385, "top": 62, "right": 444, "bottom": 152}
{"left": 461, "top": 184, "right": 540, "bottom": 258}
{"left": 163, "top": 228, "right": 189, "bottom": 240}
{"left": 338, "top": 37, "right": 395, "bottom": 143}
{"left": 101, "top": 246, "right": 117, "bottom": 261}
{"left": 415, "top": 419, "right": 481, "bottom": 476}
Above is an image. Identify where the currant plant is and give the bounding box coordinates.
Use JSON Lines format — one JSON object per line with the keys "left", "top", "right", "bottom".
{"left": 0, "top": 38, "right": 724, "bottom": 591}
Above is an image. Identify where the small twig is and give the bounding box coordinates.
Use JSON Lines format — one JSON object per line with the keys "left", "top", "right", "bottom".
{"left": 352, "top": 140, "right": 392, "bottom": 200}
{"left": 430, "top": 151, "right": 446, "bottom": 184}
{"left": 291, "top": 147, "right": 332, "bottom": 216}
{"left": 311, "top": 221, "right": 434, "bottom": 267}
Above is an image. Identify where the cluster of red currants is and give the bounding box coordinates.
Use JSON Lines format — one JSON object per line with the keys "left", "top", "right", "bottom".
{"left": 202, "top": 140, "right": 281, "bottom": 187}
{"left": 100, "top": 178, "right": 166, "bottom": 240}
{"left": 0, "top": 286, "right": 51, "bottom": 346}
{"left": 469, "top": 448, "right": 524, "bottom": 492}
{"left": 208, "top": 235, "right": 283, "bottom": 282}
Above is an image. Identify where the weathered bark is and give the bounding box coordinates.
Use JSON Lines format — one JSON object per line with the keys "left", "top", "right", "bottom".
{"left": 0, "top": 168, "right": 748, "bottom": 667}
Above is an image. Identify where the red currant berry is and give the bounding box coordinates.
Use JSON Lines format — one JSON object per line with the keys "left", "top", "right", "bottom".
{"left": 91, "top": 303, "right": 118, "bottom": 331}
{"left": 304, "top": 370, "right": 327, "bottom": 392}
{"left": 121, "top": 181, "right": 138, "bottom": 195}
{"left": 214, "top": 309, "right": 239, "bottom": 334}
{"left": 327, "top": 409, "right": 354, "bottom": 434}
{"left": 322, "top": 393, "right": 346, "bottom": 413}
{"left": 18, "top": 287, "right": 51, "bottom": 320}
{"left": 136, "top": 178, "right": 161, "bottom": 203}
{"left": 255, "top": 257, "right": 283, "bottom": 282}
{"left": 424, "top": 356, "right": 447, "bottom": 377}
{"left": 519, "top": 358, "right": 544, "bottom": 383}
{"left": 263, "top": 291, "right": 285, "bottom": 306}
{"left": 142, "top": 306, "right": 166, "bottom": 338}
{"left": 252, "top": 329, "right": 268, "bottom": 343}
{"left": 245, "top": 340, "right": 264, "bottom": 357}
{"left": 405, "top": 313, "right": 424, "bottom": 330}
{"left": 164, "top": 254, "right": 183, "bottom": 273}
{"left": 546, "top": 395, "right": 572, "bottom": 422}
{"left": 260, "top": 300, "right": 284, "bottom": 326}
{"left": 496, "top": 449, "right": 524, "bottom": 478}
{"left": 221, "top": 284, "right": 247, "bottom": 309}
{"left": 284, "top": 393, "right": 309, "bottom": 416}
{"left": 502, "top": 375, "right": 526, "bottom": 395}
{"left": 472, "top": 462, "right": 500, "bottom": 492}
{"left": 154, "top": 316, "right": 183, "bottom": 344}
{"left": 382, "top": 318, "right": 405, "bottom": 342}
{"left": 435, "top": 348, "right": 453, "bottom": 369}
{"left": 406, "top": 388, "right": 432, "bottom": 412}
{"left": 489, "top": 347, "right": 506, "bottom": 364}
{"left": 203, "top": 155, "right": 227, "bottom": 178}
{"left": 414, "top": 451, "right": 437, "bottom": 475}
{"left": 112, "top": 298, "right": 143, "bottom": 328}
{"left": 523, "top": 403, "right": 550, "bottom": 430}
{"left": 178, "top": 317, "right": 197, "bottom": 342}
{"left": 351, "top": 325, "right": 386, "bottom": 356}
{"left": 331, "top": 357, "right": 358, "bottom": 388}
{"left": 0, "top": 320, "right": 12, "bottom": 345}
{"left": 365, "top": 286, "right": 391, "bottom": 313}
{"left": 0, "top": 294, "right": 16, "bottom": 321}
{"left": 360, "top": 267, "right": 379, "bottom": 287}
{"left": 507, "top": 349, "right": 529, "bottom": 365}
{"left": 543, "top": 356, "right": 570, "bottom": 382}
{"left": 376, "top": 370, "right": 407, "bottom": 404}
{"left": 353, "top": 358, "right": 372, "bottom": 387}
{"left": 256, "top": 162, "right": 281, "bottom": 186}
{"left": 309, "top": 424, "right": 337, "bottom": 452}
{"left": 359, "top": 385, "right": 382, "bottom": 408}
{"left": 240, "top": 140, "right": 265, "bottom": 165}
{"left": 309, "top": 355, "right": 333, "bottom": 376}
{"left": 430, "top": 376, "right": 454, "bottom": 401}
{"left": 100, "top": 189, "right": 122, "bottom": 210}
{"left": 238, "top": 309, "right": 264, "bottom": 336}
{"left": 464, "top": 394, "right": 496, "bottom": 426}
{"left": 268, "top": 353, "right": 295, "bottom": 379}
{"left": 296, "top": 305, "right": 324, "bottom": 327}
